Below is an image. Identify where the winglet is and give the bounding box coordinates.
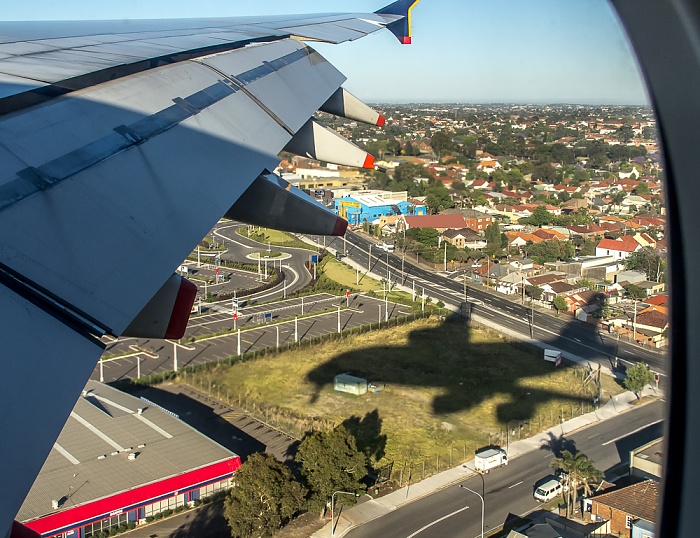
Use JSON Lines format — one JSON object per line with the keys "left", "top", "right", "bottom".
{"left": 376, "top": 0, "right": 421, "bottom": 44}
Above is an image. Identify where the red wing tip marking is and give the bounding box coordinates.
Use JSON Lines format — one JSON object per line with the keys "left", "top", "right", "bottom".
{"left": 401, "top": 36, "right": 412, "bottom": 45}
{"left": 165, "top": 278, "right": 197, "bottom": 339}
{"left": 362, "top": 154, "right": 376, "bottom": 169}
{"left": 332, "top": 217, "right": 349, "bottom": 237}
{"left": 376, "top": 115, "right": 386, "bottom": 127}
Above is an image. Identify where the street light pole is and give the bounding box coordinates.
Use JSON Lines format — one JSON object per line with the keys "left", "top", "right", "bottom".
{"left": 331, "top": 491, "right": 359, "bottom": 537}
{"left": 459, "top": 485, "right": 484, "bottom": 538}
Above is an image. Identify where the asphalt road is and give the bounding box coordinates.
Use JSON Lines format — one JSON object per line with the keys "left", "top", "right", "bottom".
{"left": 303, "top": 231, "right": 666, "bottom": 376}
{"left": 346, "top": 400, "right": 665, "bottom": 538}
{"left": 94, "top": 293, "right": 413, "bottom": 383}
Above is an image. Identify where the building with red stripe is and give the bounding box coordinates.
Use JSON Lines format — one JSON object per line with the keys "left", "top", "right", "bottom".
{"left": 18, "top": 382, "right": 240, "bottom": 538}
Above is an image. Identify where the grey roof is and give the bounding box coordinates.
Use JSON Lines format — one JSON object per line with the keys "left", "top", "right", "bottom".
{"left": 19, "top": 381, "right": 236, "bottom": 522}
{"left": 441, "top": 227, "right": 482, "bottom": 241}
{"left": 634, "top": 438, "right": 664, "bottom": 468}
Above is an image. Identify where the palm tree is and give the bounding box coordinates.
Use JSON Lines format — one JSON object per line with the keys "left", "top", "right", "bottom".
{"left": 551, "top": 450, "right": 603, "bottom": 517}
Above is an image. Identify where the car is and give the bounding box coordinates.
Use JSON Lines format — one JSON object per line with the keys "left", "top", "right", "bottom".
{"left": 533, "top": 479, "right": 563, "bottom": 502}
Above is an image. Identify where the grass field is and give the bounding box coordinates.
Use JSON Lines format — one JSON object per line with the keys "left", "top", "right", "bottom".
{"left": 193, "top": 317, "right": 623, "bottom": 469}
{"left": 237, "top": 227, "right": 313, "bottom": 250}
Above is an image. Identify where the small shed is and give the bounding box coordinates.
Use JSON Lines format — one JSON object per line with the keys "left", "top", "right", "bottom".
{"left": 334, "top": 373, "right": 368, "bottom": 396}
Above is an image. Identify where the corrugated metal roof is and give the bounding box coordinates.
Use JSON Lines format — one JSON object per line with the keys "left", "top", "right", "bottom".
{"left": 18, "top": 380, "right": 237, "bottom": 523}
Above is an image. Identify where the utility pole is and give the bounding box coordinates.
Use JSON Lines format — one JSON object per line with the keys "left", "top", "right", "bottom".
{"left": 237, "top": 329, "right": 241, "bottom": 356}
{"left": 368, "top": 244, "right": 372, "bottom": 272}
{"left": 444, "top": 240, "right": 447, "bottom": 272}
{"left": 463, "top": 270, "right": 467, "bottom": 303}
{"left": 295, "top": 316, "right": 298, "bottom": 342}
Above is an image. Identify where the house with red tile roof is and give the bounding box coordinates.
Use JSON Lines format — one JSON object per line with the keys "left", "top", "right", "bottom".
{"left": 531, "top": 228, "right": 568, "bottom": 241}
{"left": 586, "top": 480, "right": 658, "bottom": 537}
{"left": 644, "top": 294, "right": 668, "bottom": 307}
{"left": 566, "top": 223, "right": 607, "bottom": 239}
{"left": 504, "top": 231, "right": 544, "bottom": 249}
{"left": 596, "top": 236, "right": 642, "bottom": 260}
{"left": 397, "top": 214, "right": 467, "bottom": 233}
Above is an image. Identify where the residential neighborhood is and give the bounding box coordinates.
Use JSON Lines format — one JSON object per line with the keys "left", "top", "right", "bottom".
{"left": 278, "top": 104, "right": 668, "bottom": 348}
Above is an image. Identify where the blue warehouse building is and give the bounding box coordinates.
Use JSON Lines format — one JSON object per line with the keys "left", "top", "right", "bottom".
{"left": 334, "top": 191, "right": 426, "bottom": 226}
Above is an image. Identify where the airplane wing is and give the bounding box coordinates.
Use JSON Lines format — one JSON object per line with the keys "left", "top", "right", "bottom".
{"left": 0, "top": 1, "right": 421, "bottom": 535}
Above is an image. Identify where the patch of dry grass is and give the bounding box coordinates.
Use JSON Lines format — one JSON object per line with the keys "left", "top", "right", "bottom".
{"left": 195, "top": 317, "right": 623, "bottom": 467}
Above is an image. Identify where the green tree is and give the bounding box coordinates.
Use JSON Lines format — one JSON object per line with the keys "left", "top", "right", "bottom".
{"left": 624, "top": 362, "right": 655, "bottom": 399}
{"left": 635, "top": 181, "right": 650, "bottom": 195}
{"left": 624, "top": 283, "right": 647, "bottom": 300}
{"left": 484, "top": 222, "right": 502, "bottom": 256}
{"left": 576, "top": 278, "right": 595, "bottom": 290}
{"left": 616, "top": 125, "right": 635, "bottom": 143}
{"left": 610, "top": 191, "right": 626, "bottom": 211}
{"left": 394, "top": 163, "right": 429, "bottom": 185}
{"left": 296, "top": 426, "right": 367, "bottom": 516}
{"left": 430, "top": 131, "right": 453, "bottom": 160}
{"left": 551, "top": 450, "right": 603, "bottom": 517}
{"left": 553, "top": 295, "right": 568, "bottom": 313}
{"left": 532, "top": 163, "right": 556, "bottom": 183}
{"left": 425, "top": 184, "right": 454, "bottom": 213}
{"left": 526, "top": 285, "right": 543, "bottom": 301}
{"left": 624, "top": 247, "right": 666, "bottom": 282}
{"left": 225, "top": 453, "right": 307, "bottom": 538}
{"left": 529, "top": 205, "right": 553, "bottom": 227}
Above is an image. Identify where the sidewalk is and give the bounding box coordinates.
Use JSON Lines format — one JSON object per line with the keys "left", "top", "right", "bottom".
{"left": 311, "top": 384, "right": 661, "bottom": 538}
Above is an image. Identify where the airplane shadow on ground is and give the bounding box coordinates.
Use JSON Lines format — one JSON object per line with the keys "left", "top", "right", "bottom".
{"left": 305, "top": 313, "right": 618, "bottom": 424}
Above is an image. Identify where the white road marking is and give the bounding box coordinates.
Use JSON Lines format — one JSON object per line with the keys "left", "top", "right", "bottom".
{"left": 509, "top": 481, "right": 523, "bottom": 489}
{"left": 602, "top": 419, "right": 663, "bottom": 446}
{"left": 405, "top": 505, "right": 471, "bottom": 538}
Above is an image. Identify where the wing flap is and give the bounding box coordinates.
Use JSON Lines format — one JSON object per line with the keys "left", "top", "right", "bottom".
{"left": 226, "top": 172, "right": 347, "bottom": 236}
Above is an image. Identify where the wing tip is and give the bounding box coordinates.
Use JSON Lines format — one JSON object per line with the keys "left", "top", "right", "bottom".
{"left": 377, "top": 115, "right": 387, "bottom": 127}
{"left": 362, "top": 154, "right": 376, "bottom": 169}
{"left": 165, "top": 278, "right": 197, "bottom": 340}
{"left": 332, "top": 217, "right": 349, "bottom": 236}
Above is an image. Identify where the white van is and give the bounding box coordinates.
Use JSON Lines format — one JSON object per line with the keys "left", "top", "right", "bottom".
{"left": 533, "top": 479, "right": 563, "bottom": 502}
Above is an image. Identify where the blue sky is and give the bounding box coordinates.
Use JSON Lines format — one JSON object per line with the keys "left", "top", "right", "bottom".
{"left": 3, "top": 1, "right": 648, "bottom": 105}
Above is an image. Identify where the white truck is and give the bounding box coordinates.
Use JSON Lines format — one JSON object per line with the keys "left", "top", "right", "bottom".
{"left": 474, "top": 447, "right": 508, "bottom": 473}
